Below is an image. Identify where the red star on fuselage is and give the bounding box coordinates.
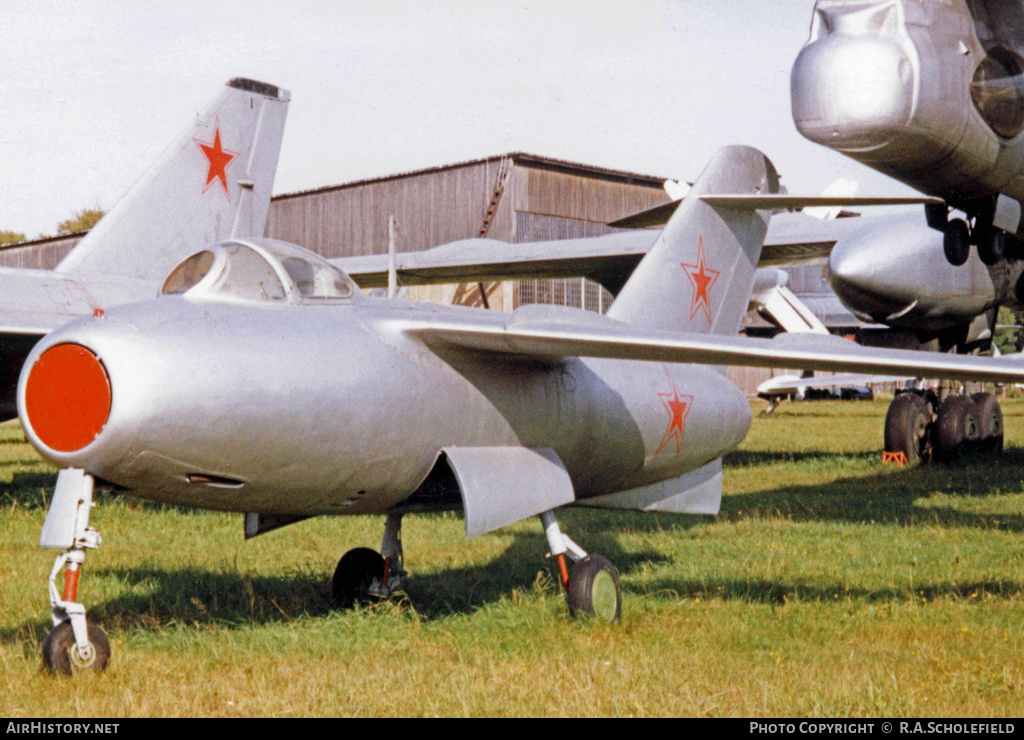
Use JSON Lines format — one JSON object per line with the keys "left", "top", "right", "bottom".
{"left": 655, "top": 369, "right": 694, "bottom": 455}
{"left": 680, "top": 235, "right": 720, "bottom": 325}
{"left": 194, "top": 120, "right": 238, "bottom": 199}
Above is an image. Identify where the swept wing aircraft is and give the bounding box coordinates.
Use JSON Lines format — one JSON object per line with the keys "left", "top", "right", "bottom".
{"left": 0, "top": 78, "right": 289, "bottom": 418}
{"left": 22, "top": 145, "right": 1024, "bottom": 674}
{"left": 792, "top": 0, "right": 1024, "bottom": 267}
{"left": 788, "top": 0, "right": 1024, "bottom": 461}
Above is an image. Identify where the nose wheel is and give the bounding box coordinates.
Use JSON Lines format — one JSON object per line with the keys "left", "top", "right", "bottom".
{"left": 38, "top": 469, "right": 110, "bottom": 675}
{"left": 933, "top": 200, "right": 1007, "bottom": 267}
{"left": 331, "top": 512, "right": 406, "bottom": 608}
{"left": 943, "top": 219, "right": 970, "bottom": 266}
{"left": 42, "top": 620, "right": 110, "bottom": 675}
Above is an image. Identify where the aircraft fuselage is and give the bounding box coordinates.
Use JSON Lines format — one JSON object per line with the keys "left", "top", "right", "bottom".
{"left": 20, "top": 296, "right": 750, "bottom": 516}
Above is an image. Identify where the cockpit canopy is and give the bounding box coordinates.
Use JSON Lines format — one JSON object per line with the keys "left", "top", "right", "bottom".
{"left": 161, "top": 239, "right": 359, "bottom": 304}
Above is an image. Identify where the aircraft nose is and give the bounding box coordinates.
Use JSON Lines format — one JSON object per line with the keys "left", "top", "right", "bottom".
{"left": 21, "top": 343, "right": 112, "bottom": 453}
{"left": 828, "top": 232, "right": 918, "bottom": 321}
{"left": 791, "top": 33, "right": 913, "bottom": 151}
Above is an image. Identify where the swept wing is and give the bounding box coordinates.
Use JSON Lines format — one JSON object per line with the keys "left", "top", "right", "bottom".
{"left": 406, "top": 306, "right": 1024, "bottom": 385}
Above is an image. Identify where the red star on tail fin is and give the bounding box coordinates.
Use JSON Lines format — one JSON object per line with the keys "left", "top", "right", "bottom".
{"left": 680, "top": 235, "right": 720, "bottom": 325}
{"left": 194, "top": 120, "right": 238, "bottom": 199}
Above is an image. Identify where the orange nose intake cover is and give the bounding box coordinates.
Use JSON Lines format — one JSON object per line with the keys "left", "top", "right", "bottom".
{"left": 25, "top": 344, "right": 111, "bottom": 452}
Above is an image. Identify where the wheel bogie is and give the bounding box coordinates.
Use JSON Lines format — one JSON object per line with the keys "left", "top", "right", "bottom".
{"left": 884, "top": 391, "right": 1001, "bottom": 465}
{"left": 930, "top": 394, "right": 981, "bottom": 463}
{"left": 972, "top": 392, "right": 1004, "bottom": 453}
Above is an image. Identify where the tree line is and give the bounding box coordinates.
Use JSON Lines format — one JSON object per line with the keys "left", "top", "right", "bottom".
{"left": 1, "top": 208, "right": 105, "bottom": 246}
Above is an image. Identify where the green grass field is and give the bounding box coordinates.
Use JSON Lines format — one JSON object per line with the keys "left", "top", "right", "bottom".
{"left": 3, "top": 396, "right": 1024, "bottom": 717}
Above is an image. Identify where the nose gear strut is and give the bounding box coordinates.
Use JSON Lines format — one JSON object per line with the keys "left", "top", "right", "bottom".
{"left": 39, "top": 469, "right": 110, "bottom": 674}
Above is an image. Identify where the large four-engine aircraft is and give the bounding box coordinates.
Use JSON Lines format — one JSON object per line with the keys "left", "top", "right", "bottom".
{"left": 0, "top": 78, "right": 289, "bottom": 418}
{"left": 789, "top": 0, "right": 1024, "bottom": 461}
{"left": 793, "top": 0, "right": 1024, "bottom": 267}
{"left": 21, "top": 146, "right": 1024, "bottom": 674}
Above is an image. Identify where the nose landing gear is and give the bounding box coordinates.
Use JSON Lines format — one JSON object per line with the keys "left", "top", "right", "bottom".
{"left": 39, "top": 469, "right": 110, "bottom": 675}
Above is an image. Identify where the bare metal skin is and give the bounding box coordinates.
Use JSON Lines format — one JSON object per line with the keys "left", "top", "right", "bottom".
{"left": 792, "top": 0, "right": 1024, "bottom": 349}
{"left": 29, "top": 147, "right": 1024, "bottom": 672}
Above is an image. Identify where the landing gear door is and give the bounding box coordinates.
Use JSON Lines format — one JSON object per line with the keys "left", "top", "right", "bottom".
{"left": 40, "top": 468, "right": 94, "bottom": 550}
{"left": 442, "top": 446, "right": 575, "bottom": 539}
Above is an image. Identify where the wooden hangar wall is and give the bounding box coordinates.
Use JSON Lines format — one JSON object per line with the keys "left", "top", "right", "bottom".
{"left": 263, "top": 153, "right": 670, "bottom": 312}
{"left": 0, "top": 152, "right": 828, "bottom": 395}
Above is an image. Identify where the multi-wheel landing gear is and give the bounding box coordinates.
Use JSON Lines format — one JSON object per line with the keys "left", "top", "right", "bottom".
{"left": 38, "top": 469, "right": 110, "bottom": 675}
{"left": 930, "top": 201, "right": 1006, "bottom": 267}
{"left": 332, "top": 509, "right": 622, "bottom": 622}
{"left": 884, "top": 390, "right": 1003, "bottom": 464}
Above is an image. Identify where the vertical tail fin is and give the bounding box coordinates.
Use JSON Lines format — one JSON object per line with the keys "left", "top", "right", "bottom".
{"left": 55, "top": 78, "right": 290, "bottom": 281}
{"left": 606, "top": 145, "right": 779, "bottom": 335}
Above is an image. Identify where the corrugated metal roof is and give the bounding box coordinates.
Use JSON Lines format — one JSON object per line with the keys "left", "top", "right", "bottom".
{"left": 271, "top": 152, "right": 669, "bottom": 202}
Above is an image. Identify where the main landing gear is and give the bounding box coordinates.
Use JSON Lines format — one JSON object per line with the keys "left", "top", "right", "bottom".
{"left": 38, "top": 469, "right": 111, "bottom": 675}
{"left": 930, "top": 202, "right": 1006, "bottom": 267}
{"left": 884, "top": 390, "right": 1003, "bottom": 464}
{"left": 332, "top": 509, "right": 623, "bottom": 622}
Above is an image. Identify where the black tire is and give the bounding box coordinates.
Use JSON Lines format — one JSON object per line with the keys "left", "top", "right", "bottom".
{"left": 944, "top": 219, "right": 970, "bottom": 266}
{"left": 331, "top": 547, "right": 385, "bottom": 609}
{"left": 930, "top": 395, "right": 980, "bottom": 463}
{"left": 977, "top": 228, "right": 1006, "bottom": 265}
{"left": 566, "top": 554, "right": 621, "bottom": 623}
{"left": 41, "top": 620, "right": 111, "bottom": 675}
{"left": 972, "top": 392, "right": 1004, "bottom": 453}
{"left": 884, "top": 393, "right": 931, "bottom": 463}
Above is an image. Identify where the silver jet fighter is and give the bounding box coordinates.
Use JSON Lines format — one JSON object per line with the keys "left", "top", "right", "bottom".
{"left": 792, "top": 0, "right": 1024, "bottom": 266}
{"left": 23, "top": 146, "right": 1024, "bottom": 675}
{"left": 0, "top": 78, "right": 289, "bottom": 418}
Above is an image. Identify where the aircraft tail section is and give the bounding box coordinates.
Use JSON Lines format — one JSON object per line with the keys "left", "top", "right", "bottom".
{"left": 55, "top": 78, "right": 290, "bottom": 282}
{"left": 606, "top": 145, "right": 779, "bottom": 335}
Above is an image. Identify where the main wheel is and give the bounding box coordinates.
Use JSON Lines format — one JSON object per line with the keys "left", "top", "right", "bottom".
{"left": 41, "top": 620, "right": 111, "bottom": 675}
{"left": 884, "top": 393, "right": 931, "bottom": 463}
{"left": 566, "top": 554, "right": 621, "bottom": 623}
{"left": 977, "top": 227, "right": 1006, "bottom": 265}
{"left": 931, "top": 395, "right": 980, "bottom": 463}
{"left": 972, "top": 392, "right": 1004, "bottom": 453}
{"left": 944, "top": 219, "right": 970, "bottom": 266}
{"left": 331, "top": 547, "right": 386, "bottom": 609}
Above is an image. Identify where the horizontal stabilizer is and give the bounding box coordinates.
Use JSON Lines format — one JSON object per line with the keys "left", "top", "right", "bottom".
{"left": 609, "top": 194, "right": 942, "bottom": 228}
{"left": 332, "top": 212, "right": 857, "bottom": 291}
{"left": 757, "top": 373, "right": 911, "bottom": 396}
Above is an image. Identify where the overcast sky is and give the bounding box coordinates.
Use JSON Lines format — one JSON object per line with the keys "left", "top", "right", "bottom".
{"left": 0, "top": 0, "right": 917, "bottom": 238}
